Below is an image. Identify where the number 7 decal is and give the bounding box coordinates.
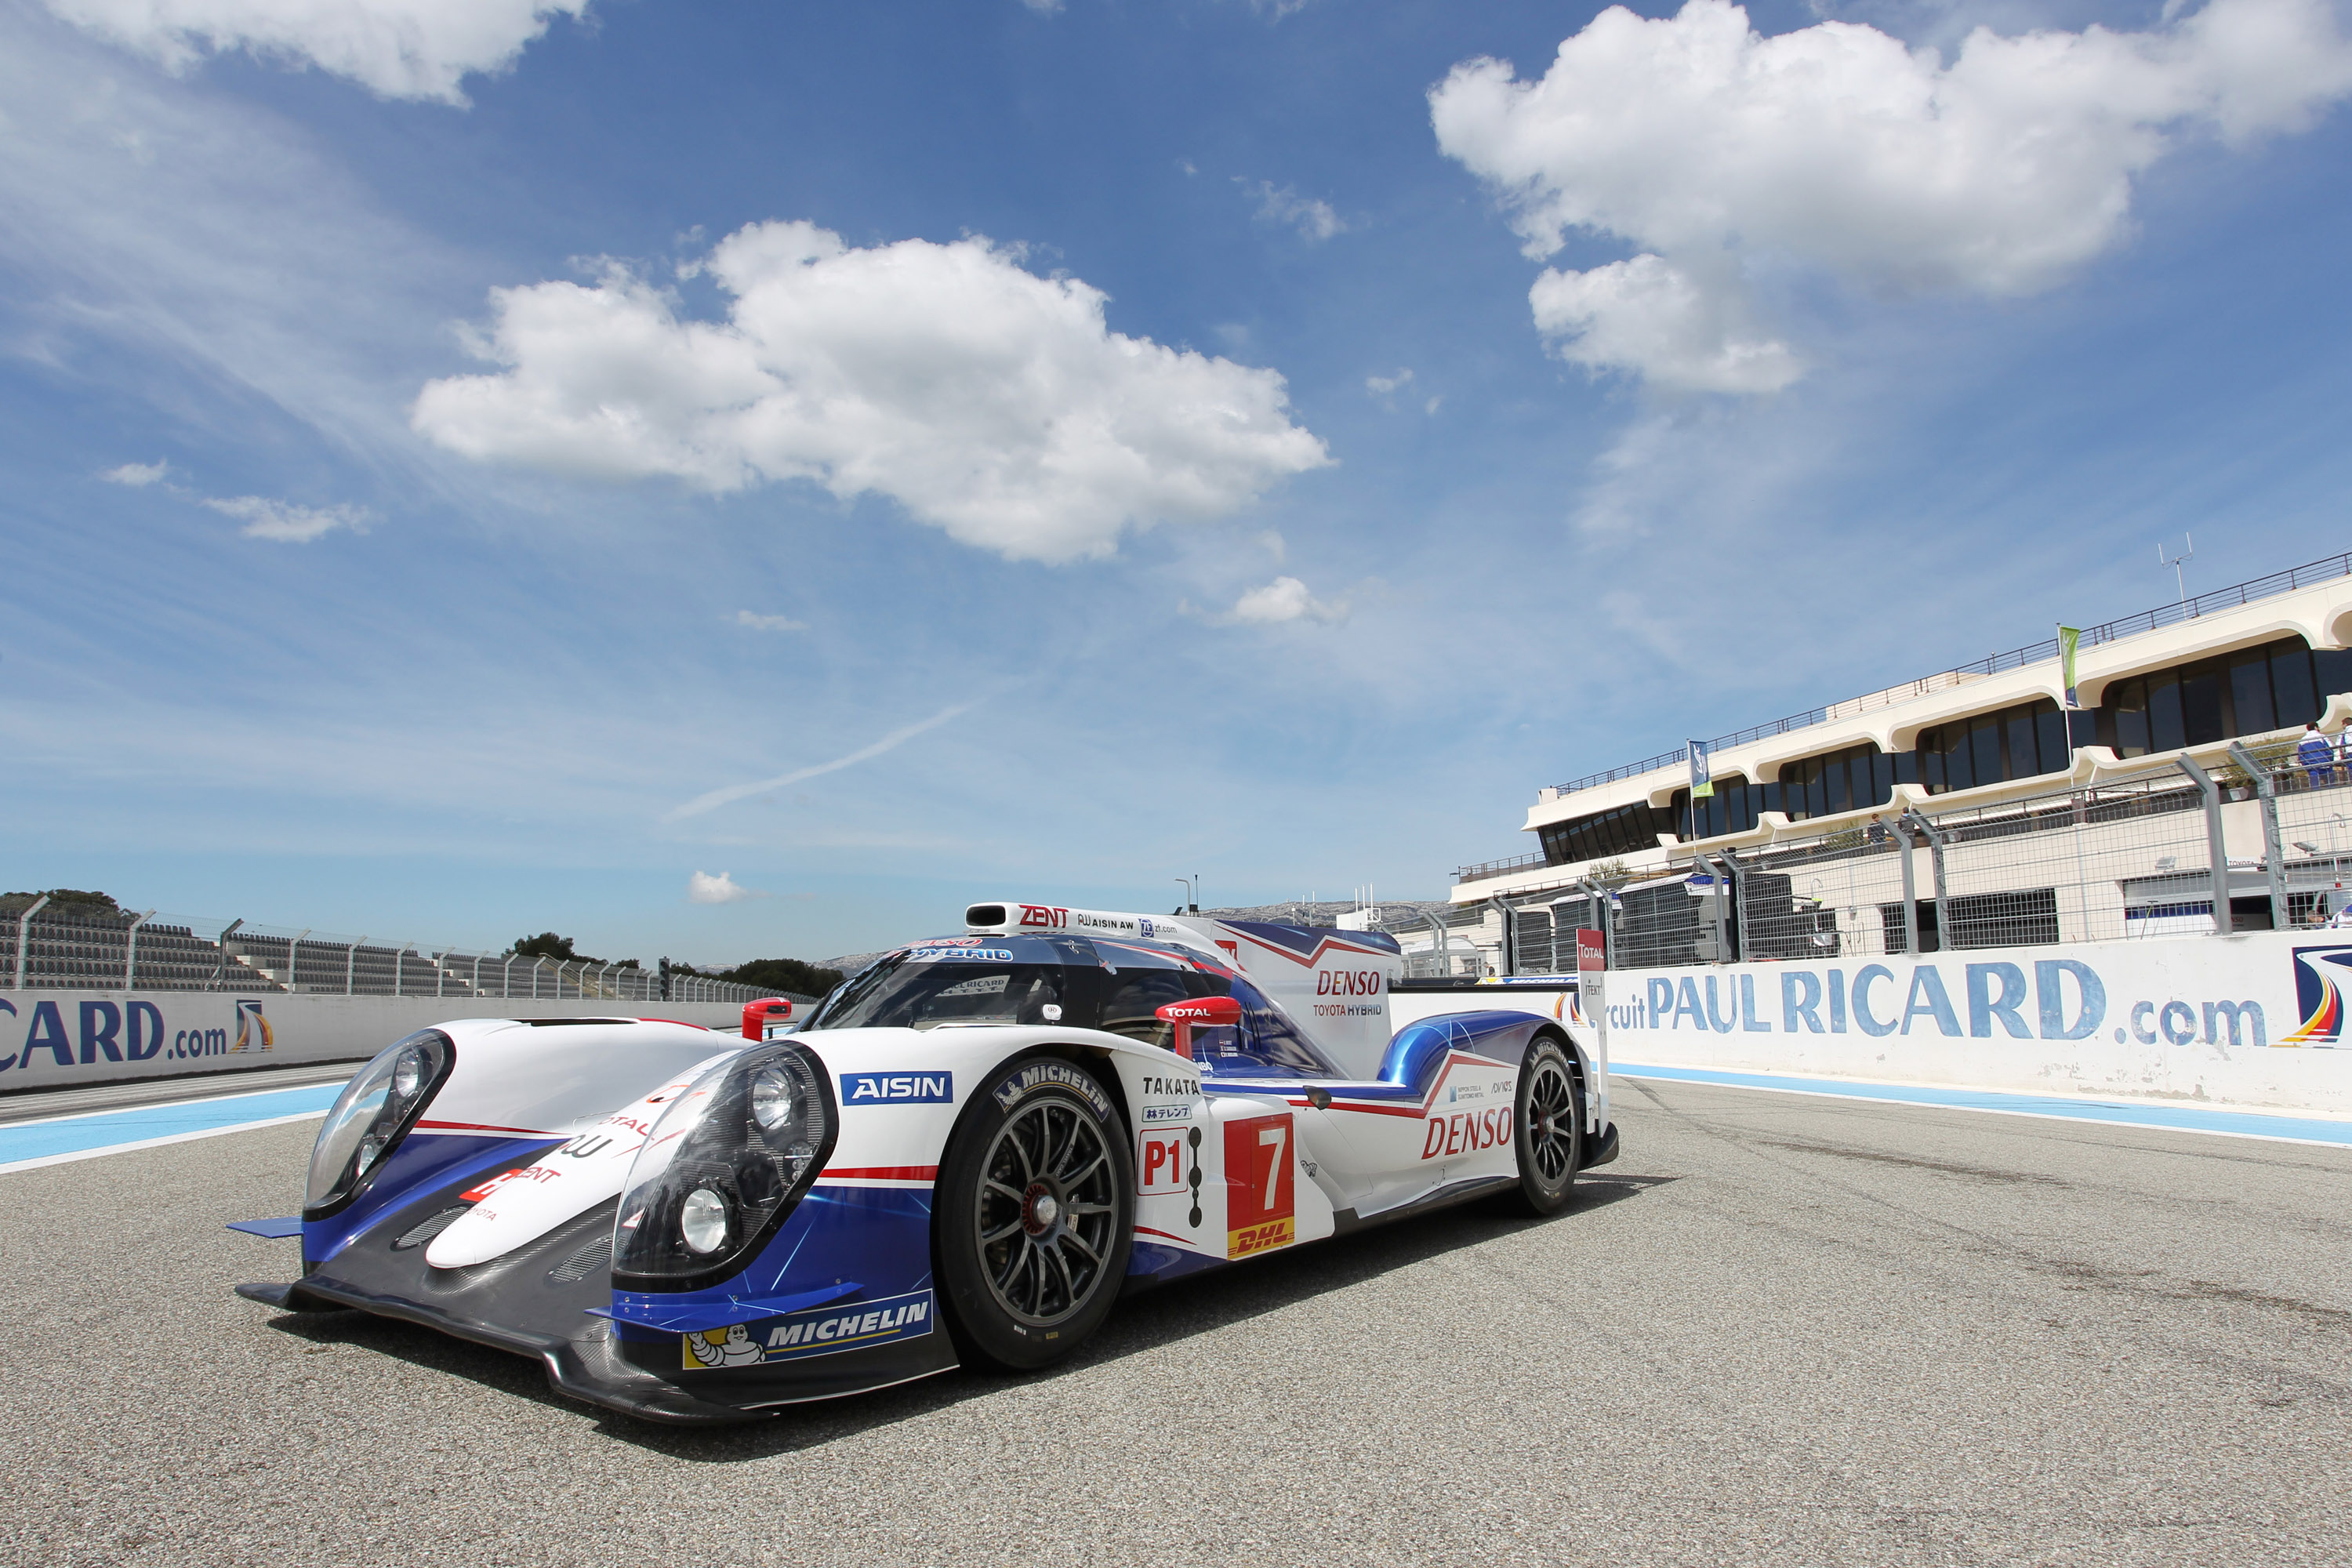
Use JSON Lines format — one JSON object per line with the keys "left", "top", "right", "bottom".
{"left": 1225, "top": 1113, "right": 1295, "bottom": 1259}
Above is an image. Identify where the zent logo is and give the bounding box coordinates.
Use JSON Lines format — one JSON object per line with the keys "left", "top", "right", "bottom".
{"left": 1224, "top": 1113, "right": 1296, "bottom": 1258}
{"left": 1018, "top": 905, "right": 1069, "bottom": 929}
{"left": 841, "top": 1072, "right": 953, "bottom": 1105}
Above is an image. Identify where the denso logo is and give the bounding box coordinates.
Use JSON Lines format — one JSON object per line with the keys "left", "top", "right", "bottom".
{"left": 1421, "top": 1107, "right": 1513, "bottom": 1160}
{"left": 1316, "top": 970, "right": 1385, "bottom": 996}
{"left": 1018, "top": 905, "right": 1069, "bottom": 929}
{"left": 842, "top": 1071, "right": 953, "bottom": 1105}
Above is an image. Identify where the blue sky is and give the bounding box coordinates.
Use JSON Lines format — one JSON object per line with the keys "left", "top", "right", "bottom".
{"left": 3, "top": 0, "right": 2348, "bottom": 964}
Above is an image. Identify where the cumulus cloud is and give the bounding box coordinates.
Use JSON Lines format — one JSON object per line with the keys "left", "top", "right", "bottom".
{"left": 412, "top": 222, "right": 1331, "bottom": 563}
{"left": 735, "top": 609, "right": 808, "bottom": 632}
{"left": 1224, "top": 575, "right": 1347, "bottom": 625}
{"left": 100, "top": 459, "right": 169, "bottom": 486}
{"left": 44, "top": 0, "right": 589, "bottom": 103}
{"left": 200, "top": 495, "right": 371, "bottom": 542}
{"left": 687, "top": 869, "right": 757, "bottom": 904}
{"left": 1431, "top": 0, "right": 2352, "bottom": 390}
{"left": 1239, "top": 179, "right": 1345, "bottom": 241}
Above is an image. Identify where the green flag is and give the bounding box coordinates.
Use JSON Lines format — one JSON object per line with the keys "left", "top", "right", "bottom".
{"left": 2057, "top": 625, "right": 2082, "bottom": 710}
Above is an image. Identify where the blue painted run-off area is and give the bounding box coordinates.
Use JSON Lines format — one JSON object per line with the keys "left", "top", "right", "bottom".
{"left": 0, "top": 1083, "right": 341, "bottom": 1167}
{"left": 1616, "top": 1063, "right": 2352, "bottom": 1147}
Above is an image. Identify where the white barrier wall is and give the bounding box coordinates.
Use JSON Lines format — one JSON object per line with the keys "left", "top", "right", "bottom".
{"left": 0, "top": 993, "right": 752, "bottom": 1093}
{"left": 1600, "top": 929, "right": 2352, "bottom": 1116}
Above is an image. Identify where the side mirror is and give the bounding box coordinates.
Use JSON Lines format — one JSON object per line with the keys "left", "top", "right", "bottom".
{"left": 742, "top": 998, "right": 794, "bottom": 1040}
{"left": 1155, "top": 996, "right": 1242, "bottom": 1061}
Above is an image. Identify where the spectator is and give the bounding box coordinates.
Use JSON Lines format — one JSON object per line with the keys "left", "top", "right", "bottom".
{"left": 2297, "top": 722, "right": 2339, "bottom": 787}
{"left": 1866, "top": 815, "right": 1889, "bottom": 848}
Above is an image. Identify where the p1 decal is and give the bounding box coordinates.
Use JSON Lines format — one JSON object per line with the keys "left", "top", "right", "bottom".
{"left": 1225, "top": 1113, "right": 1295, "bottom": 1258}
{"left": 2282, "top": 945, "right": 2352, "bottom": 1045}
{"left": 842, "top": 1071, "right": 954, "bottom": 1105}
{"left": 1138, "top": 1129, "right": 1192, "bottom": 1196}
{"left": 681, "top": 1289, "right": 935, "bottom": 1369}
{"left": 1421, "top": 1105, "right": 1513, "bottom": 1161}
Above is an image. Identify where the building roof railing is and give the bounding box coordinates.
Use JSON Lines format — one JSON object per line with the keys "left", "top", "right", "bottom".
{"left": 1548, "top": 549, "right": 2352, "bottom": 799}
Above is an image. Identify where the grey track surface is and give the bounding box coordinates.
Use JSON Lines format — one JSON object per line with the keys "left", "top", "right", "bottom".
{"left": 0, "top": 1061, "right": 361, "bottom": 1124}
{"left": 5, "top": 1077, "right": 2350, "bottom": 1566}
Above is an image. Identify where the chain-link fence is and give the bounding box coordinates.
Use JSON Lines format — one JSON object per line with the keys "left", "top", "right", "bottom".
{"left": 1482, "top": 738, "right": 2352, "bottom": 974}
{"left": 0, "top": 900, "right": 793, "bottom": 1006}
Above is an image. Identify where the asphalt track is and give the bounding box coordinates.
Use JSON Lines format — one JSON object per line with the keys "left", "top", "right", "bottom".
{"left": 5, "top": 1073, "right": 2350, "bottom": 1566}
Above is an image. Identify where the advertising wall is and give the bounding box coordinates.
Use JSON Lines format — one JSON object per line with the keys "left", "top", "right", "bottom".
{"left": 0, "top": 993, "right": 752, "bottom": 1094}
{"left": 1599, "top": 929, "right": 2352, "bottom": 1116}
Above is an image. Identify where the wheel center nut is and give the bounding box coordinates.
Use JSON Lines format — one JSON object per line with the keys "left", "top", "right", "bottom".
{"left": 1023, "top": 1183, "right": 1059, "bottom": 1232}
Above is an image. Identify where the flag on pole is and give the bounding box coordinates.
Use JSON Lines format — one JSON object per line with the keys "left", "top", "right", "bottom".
{"left": 1688, "top": 739, "right": 1713, "bottom": 799}
{"left": 2057, "top": 625, "right": 2082, "bottom": 710}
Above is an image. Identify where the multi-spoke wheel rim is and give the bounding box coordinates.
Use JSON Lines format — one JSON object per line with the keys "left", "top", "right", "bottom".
{"left": 1525, "top": 1057, "right": 1577, "bottom": 1186}
{"left": 975, "top": 1095, "right": 1118, "bottom": 1327}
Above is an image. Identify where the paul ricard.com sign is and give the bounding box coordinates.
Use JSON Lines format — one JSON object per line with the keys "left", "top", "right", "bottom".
{"left": 1598, "top": 931, "right": 2352, "bottom": 1116}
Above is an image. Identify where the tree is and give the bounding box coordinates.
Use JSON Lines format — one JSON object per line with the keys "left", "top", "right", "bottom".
{"left": 713, "top": 957, "right": 846, "bottom": 997}
{"left": 512, "top": 932, "right": 587, "bottom": 962}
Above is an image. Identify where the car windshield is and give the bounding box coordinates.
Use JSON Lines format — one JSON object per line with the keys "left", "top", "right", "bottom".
{"left": 807, "top": 946, "right": 1076, "bottom": 1032}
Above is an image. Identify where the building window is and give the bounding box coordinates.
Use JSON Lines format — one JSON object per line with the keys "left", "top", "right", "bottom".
{"left": 1776, "top": 742, "right": 1907, "bottom": 822}
{"left": 1538, "top": 800, "right": 1671, "bottom": 867}
{"left": 1918, "top": 698, "right": 2067, "bottom": 793}
{"left": 2098, "top": 635, "right": 2352, "bottom": 758}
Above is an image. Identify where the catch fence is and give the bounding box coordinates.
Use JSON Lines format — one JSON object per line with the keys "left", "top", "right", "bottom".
{"left": 1433, "top": 737, "right": 2352, "bottom": 976}
{"left": 0, "top": 902, "right": 794, "bottom": 1007}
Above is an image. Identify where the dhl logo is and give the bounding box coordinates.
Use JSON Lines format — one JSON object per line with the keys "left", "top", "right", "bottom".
{"left": 1228, "top": 1218, "right": 1294, "bottom": 1258}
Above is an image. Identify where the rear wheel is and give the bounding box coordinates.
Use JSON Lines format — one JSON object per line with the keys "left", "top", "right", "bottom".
{"left": 936, "top": 1055, "right": 1133, "bottom": 1371}
{"left": 1497, "top": 1036, "right": 1581, "bottom": 1216}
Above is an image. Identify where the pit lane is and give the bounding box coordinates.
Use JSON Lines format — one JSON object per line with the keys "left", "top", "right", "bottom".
{"left": 5, "top": 1069, "right": 2348, "bottom": 1566}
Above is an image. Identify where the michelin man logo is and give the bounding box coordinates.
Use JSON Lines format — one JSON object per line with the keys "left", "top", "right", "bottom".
{"left": 684, "top": 1324, "right": 764, "bottom": 1368}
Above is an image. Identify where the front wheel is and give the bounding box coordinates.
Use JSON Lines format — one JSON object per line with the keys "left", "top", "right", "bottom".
{"left": 936, "top": 1055, "right": 1134, "bottom": 1371}
{"left": 1497, "top": 1036, "right": 1581, "bottom": 1216}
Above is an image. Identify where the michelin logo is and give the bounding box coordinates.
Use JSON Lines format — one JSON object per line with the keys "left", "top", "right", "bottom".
{"left": 842, "top": 1071, "right": 953, "bottom": 1105}
{"left": 682, "top": 1290, "right": 935, "bottom": 1370}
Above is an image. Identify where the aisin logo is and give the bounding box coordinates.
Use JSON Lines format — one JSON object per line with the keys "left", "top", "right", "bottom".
{"left": 2281, "top": 945, "right": 2352, "bottom": 1046}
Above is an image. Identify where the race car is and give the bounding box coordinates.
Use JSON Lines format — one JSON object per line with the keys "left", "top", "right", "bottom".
{"left": 237, "top": 902, "right": 1617, "bottom": 1423}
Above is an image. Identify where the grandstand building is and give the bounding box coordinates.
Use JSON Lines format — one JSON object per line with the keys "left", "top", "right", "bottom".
{"left": 1432, "top": 552, "right": 2352, "bottom": 975}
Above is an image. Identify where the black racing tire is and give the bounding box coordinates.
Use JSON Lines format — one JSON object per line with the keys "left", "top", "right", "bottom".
{"left": 936, "top": 1054, "right": 1134, "bottom": 1372}
{"left": 1494, "top": 1034, "right": 1581, "bottom": 1217}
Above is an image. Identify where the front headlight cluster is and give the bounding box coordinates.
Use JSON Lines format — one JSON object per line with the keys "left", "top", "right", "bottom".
{"left": 304, "top": 1029, "right": 454, "bottom": 1217}
{"left": 610, "top": 1042, "right": 836, "bottom": 1291}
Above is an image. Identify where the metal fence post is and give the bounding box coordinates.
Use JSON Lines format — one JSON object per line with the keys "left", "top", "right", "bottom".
{"left": 1895, "top": 819, "right": 1921, "bottom": 955}
{"left": 286, "top": 929, "right": 310, "bottom": 993}
{"left": 394, "top": 943, "right": 405, "bottom": 996}
{"left": 9, "top": 894, "right": 44, "bottom": 989}
{"left": 2176, "top": 756, "right": 2232, "bottom": 935}
{"left": 473, "top": 953, "right": 484, "bottom": 996}
{"left": 346, "top": 937, "right": 363, "bottom": 996}
{"left": 212, "top": 918, "right": 242, "bottom": 993}
{"left": 1911, "top": 815, "right": 1951, "bottom": 953}
{"left": 1693, "top": 852, "right": 1731, "bottom": 963}
{"left": 1719, "top": 851, "right": 1747, "bottom": 963}
{"left": 124, "top": 909, "right": 154, "bottom": 991}
{"left": 436, "top": 949, "right": 445, "bottom": 998}
{"left": 1487, "top": 898, "right": 1515, "bottom": 977}
{"left": 2228, "top": 741, "right": 2291, "bottom": 931}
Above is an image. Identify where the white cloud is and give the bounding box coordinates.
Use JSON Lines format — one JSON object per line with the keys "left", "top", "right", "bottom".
{"left": 101, "top": 459, "right": 169, "bottom": 486}
{"left": 1432, "top": 0, "right": 2352, "bottom": 389}
{"left": 1224, "top": 575, "right": 1347, "bottom": 625}
{"left": 687, "top": 869, "right": 757, "bottom": 904}
{"left": 44, "top": 0, "right": 590, "bottom": 104}
{"left": 412, "top": 222, "right": 1331, "bottom": 564}
{"left": 1239, "top": 179, "right": 1345, "bottom": 241}
{"left": 1365, "top": 368, "right": 1414, "bottom": 396}
{"left": 201, "top": 495, "right": 371, "bottom": 542}
{"left": 735, "top": 609, "right": 808, "bottom": 632}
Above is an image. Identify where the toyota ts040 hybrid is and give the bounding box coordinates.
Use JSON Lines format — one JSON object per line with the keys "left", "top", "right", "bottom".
{"left": 238, "top": 902, "right": 1617, "bottom": 1423}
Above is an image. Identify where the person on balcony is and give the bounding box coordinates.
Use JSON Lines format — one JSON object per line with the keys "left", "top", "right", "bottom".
{"left": 2298, "top": 722, "right": 2339, "bottom": 786}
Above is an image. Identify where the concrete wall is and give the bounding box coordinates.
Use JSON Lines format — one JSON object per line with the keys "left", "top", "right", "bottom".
{"left": 1597, "top": 928, "right": 2350, "bottom": 1116}
{"left": 0, "top": 993, "right": 752, "bottom": 1094}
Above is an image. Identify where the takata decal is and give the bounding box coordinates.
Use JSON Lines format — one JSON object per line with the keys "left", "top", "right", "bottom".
{"left": 1225, "top": 1113, "right": 1295, "bottom": 1258}
{"left": 681, "top": 1290, "right": 934, "bottom": 1369}
{"left": 2283, "top": 945, "right": 2352, "bottom": 1045}
{"left": 842, "top": 1071, "right": 953, "bottom": 1105}
{"left": 993, "top": 1062, "right": 1113, "bottom": 1120}
{"left": 907, "top": 947, "right": 1012, "bottom": 963}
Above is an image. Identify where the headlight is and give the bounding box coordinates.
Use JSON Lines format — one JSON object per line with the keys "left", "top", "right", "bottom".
{"left": 609, "top": 1042, "right": 836, "bottom": 1292}
{"left": 304, "top": 1029, "right": 454, "bottom": 1218}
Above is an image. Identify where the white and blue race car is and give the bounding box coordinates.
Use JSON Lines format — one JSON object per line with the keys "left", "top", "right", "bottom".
{"left": 238, "top": 902, "right": 1617, "bottom": 1423}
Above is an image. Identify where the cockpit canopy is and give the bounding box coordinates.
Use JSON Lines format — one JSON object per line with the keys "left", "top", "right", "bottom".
{"left": 803, "top": 933, "right": 1340, "bottom": 1078}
